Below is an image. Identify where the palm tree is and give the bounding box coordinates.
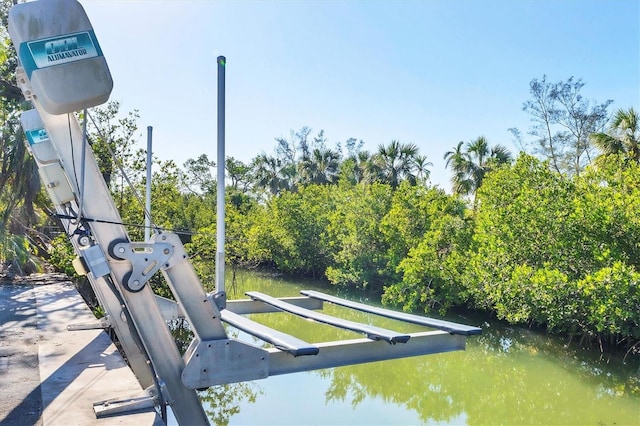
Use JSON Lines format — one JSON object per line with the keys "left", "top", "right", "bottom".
{"left": 412, "top": 155, "right": 433, "bottom": 185}
{"left": 444, "top": 141, "right": 472, "bottom": 195}
{"left": 444, "top": 137, "right": 512, "bottom": 208}
{"left": 252, "top": 154, "right": 292, "bottom": 195}
{"left": 298, "top": 148, "right": 340, "bottom": 185}
{"left": 0, "top": 28, "right": 40, "bottom": 233}
{"left": 591, "top": 107, "right": 640, "bottom": 164}
{"left": 352, "top": 150, "right": 372, "bottom": 184}
{"left": 0, "top": 114, "right": 44, "bottom": 270}
{"left": 338, "top": 150, "right": 374, "bottom": 185}
{"left": 372, "top": 140, "right": 419, "bottom": 189}
{"left": 468, "top": 137, "right": 513, "bottom": 188}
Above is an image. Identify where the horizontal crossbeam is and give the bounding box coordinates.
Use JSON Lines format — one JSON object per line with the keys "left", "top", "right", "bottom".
{"left": 225, "top": 296, "right": 323, "bottom": 314}
{"left": 268, "top": 331, "right": 466, "bottom": 376}
{"left": 301, "top": 290, "right": 482, "bottom": 336}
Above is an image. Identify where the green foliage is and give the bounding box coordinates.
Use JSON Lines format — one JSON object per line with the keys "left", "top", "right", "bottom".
{"left": 383, "top": 213, "right": 472, "bottom": 315}
{"left": 0, "top": 32, "right": 45, "bottom": 272}
{"left": 86, "top": 101, "right": 141, "bottom": 190}
{"left": 577, "top": 262, "right": 640, "bottom": 338}
{"left": 468, "top": 154, "right": 576, "bottom": 291}
{"left": 379, "top": 183, "right": 470, "bottom": 314}
{"left": 186, "top": 193, "right": 260, "bottom": 291}
{"left": 380, "top": 183, "right": 465, "bottom": 269}
{"left": 325, "top": 184, "right": 393, "bottom": 292}
{"left": 250, "top": 185, "right": 335, "bottom": 277}
{"left": 489, "top": 265, "right": 576, "bottom": 330}
{"left": 1, "top": 233, "right": 40, "bottom": 272}
{"left": 464, "top": 153, "right": 640, "bottom": 344}
{"left": 243, "top": 206, "right": 273, "bottom": 267}
{"left": 48, "top": 234, "right": 76, "bottom": 276}
{"left": 577, "top": 154, "right": 640, "bottom": 270}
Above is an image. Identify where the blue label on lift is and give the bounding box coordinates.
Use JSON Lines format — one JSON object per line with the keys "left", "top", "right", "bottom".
{"left": 26, "top": 128, "right": 49, "bottom": 145}
{"left": 19, "top": 30, "right": 103, "bottom": 79}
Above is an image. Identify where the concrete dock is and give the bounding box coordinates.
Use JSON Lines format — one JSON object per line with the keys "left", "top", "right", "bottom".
{"left": 0, "top": 281, "right": 162, "bottom": 425}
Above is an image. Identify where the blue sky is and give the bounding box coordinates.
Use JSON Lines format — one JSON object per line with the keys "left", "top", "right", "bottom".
{"left": 80, "top": 0, "right": 640, "bottom": 190}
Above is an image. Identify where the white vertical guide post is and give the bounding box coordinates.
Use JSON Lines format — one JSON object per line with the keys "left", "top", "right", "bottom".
{"left": 145, "top": 126, "right": 152, "bottom": 241}
{"left": 216, "top": 56, "right": 226, "bottom": 298}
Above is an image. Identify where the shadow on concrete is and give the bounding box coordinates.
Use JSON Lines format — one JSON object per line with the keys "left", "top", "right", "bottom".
{"left": 1, "top": 283, "right": 160, "bottom": 425}
{"left": 0, "top": 284, "right": 42, "bottom": 425}
{"left": 1, "top": 333, "right": 112, "bottom": 425}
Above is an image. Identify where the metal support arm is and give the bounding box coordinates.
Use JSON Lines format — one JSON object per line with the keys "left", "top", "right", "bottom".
{"left": 109, "top": 240, "right": 174, "bottom": 292}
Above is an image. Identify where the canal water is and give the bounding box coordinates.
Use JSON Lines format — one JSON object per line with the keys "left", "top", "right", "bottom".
{"left": 191, "top": 269, "right": 639, "bottom": 425}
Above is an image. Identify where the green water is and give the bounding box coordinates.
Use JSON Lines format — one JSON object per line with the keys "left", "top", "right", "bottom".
{"left": 196, "top": 269, "right": 639, "bottom": 425}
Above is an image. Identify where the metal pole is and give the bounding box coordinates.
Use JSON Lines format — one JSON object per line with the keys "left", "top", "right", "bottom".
{"left": 216, "top": 56, "right": 226, "bottom": 297}
{"left": 79, "top": 109, "right": 87, "bottom": 217}
{"left": 145, "top": 126, "right": 152, "bottom": 242}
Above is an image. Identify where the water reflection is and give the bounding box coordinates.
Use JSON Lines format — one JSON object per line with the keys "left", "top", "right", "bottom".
{"left": 169, "top": 319, "right": 262, "bottom": 426}
{"left": 310, "top": 324, "right": 639, "bottom": 425}
{"left": 199, "top": 383, "right": 262, "bottom": 426}
{"left": 176, "top": 269, "right": 640, "bottom": 425}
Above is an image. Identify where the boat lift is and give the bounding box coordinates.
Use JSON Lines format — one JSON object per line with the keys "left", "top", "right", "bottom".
{"left": 8, "top": 1, "right": 480, "bottom": 424}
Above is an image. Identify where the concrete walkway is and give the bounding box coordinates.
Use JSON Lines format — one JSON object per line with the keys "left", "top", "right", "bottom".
{"left": 0, "top": 281, "right": 162, "bottom": 425}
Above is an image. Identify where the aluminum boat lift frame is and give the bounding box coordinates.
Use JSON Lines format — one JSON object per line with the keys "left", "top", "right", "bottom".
{"left": 8, "top": 2, "right": 481, "bottom": 424}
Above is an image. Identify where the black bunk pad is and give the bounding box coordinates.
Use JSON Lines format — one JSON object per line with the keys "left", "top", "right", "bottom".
{"left": 245, "top": 292, "right": 410, "bottom": 344}
{"left": 300, "top": 290, "right": 482, "bottom": 336}
{"left": 220, "top": 309, "right": 319, "bottom": 357}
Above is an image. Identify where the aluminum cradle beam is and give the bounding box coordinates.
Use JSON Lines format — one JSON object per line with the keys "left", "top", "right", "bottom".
{"left": 301, "top": 290, "right": 482, "bottom": 336}
{"left": 220, "top": 310, "right": 319, "bottom": 357}
{"left": 246, "top": 291, "right": 410, "bottom": 344}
